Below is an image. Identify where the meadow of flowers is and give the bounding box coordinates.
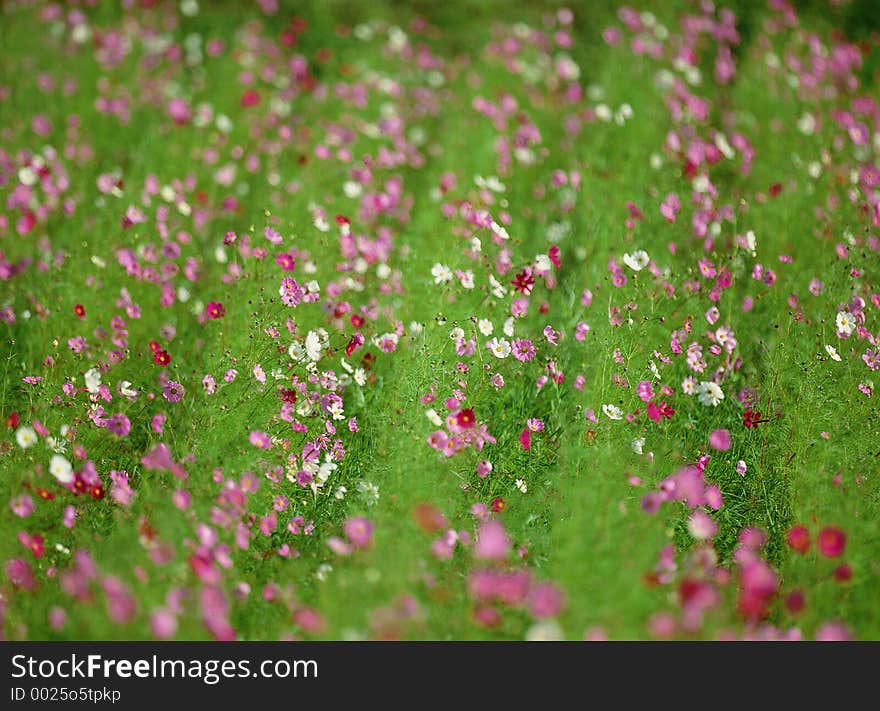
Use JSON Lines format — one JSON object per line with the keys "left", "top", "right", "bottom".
{"left": 1, "top": 0, "right": 879, "bottom": 642}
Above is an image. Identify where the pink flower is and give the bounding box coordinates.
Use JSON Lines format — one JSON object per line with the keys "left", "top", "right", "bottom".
{"left": 476, "top": 460, "right": 493, "bottom": 478}
{"left": 528, "top": 582, "right": 565, "bottom": 619}
{"left": 11, "top": 494, "right": 34, "bottom": 518}
{"left": 249, "top": 430, "right": 272, "bottom": 449}
{"left": 142, "top": 443, "right": 175, "bottom": 470}
{"left": 162, "top": 381, "right": 185, "bottom": 403}
{"left": 474, "top": 520, "right": 511, "bottom": 561}
{"left": 709, "top": 429, "right": 731, "bottom": 451}
{"left": 150, "top": 608, "right": 178, "bottom": 639}
{"left": 343, "top": 517, "right": 375, "bottom": 549}
{"left": 814, "top": 622, "right": 852, "bottom": 641}
{"left": 687, "top": 510, "right": 717, "bottom": 540}
{"left": 6, "top": 558, "right": 37, "bottom": 590}
{"left": 106, "top": 413, "right": 131, "bottom": 437}
{"left": 519, "top": 427, "right": 532, "bottom": 451}
{"left": 151, "top": 414, "right": 166, "bottom": 433}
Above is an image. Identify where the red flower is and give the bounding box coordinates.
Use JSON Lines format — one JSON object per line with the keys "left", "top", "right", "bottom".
{"left": 455, "top": 408, "right": 476, "bottom": 429}
{"left": 21, "top": 533, "right": 45, "bottom": 558}
{"left": 279, "top": 388, "right": 298, "bottom": 405}
{"left": 240, "top": 89, "right": 260, "bottom": 107}
{"left": 647, "top": 400, "right": 675, "bottom": 423}
{"left": 817, "top": 527, "right": 846, "bottom": 558}
{"left": 153, "top": 349, "right": 172, "bottom": 367}
{"left": 743, "top": 409, "right": 766, "bottom": 429}
{"left": 786, "top": 525, "right": 810, "bottom": 554}
{"left": 834, "top": 564, "right": 853, "bottom": 582}
{"left": 785, "top": 589, "right": 805, "bottom": 614}
{"left": 205, "top": 301, "right": 226, "bottom": 319}
{"left": 490, "top": 496, "right": 506, "bottom": 513}
{"left": 90, "top": 485, "right": 106, "bottom": 500}
{"left": 73, "top": 304, "right": 86, "bottom": 318}
{"left": 5, "top": 411, "right": 19, "bottom": 429}
{"left": 511, "top": 269, "right": 535, "bottom": 295}
{"left": 73, "top": 475, "right": 88, "bottom": 495}
{"left": 35, "top": 487, "right": 55, "bottom": 501}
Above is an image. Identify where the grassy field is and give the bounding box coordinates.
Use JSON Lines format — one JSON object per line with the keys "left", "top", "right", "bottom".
{"left": 1, "top": 0, "right": 879, "bottom": 640}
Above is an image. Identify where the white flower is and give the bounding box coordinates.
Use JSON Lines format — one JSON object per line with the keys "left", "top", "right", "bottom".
{"left": 487, "top": 337, "right": 511, "bottom": 359}
{"left": 15, "top": 426, "right": 37, "bottom": 449}
{"left": 334, "top": 486, "right": 347, "bottom": 501}
{"left": 489, "top": 275, "right": 507, "bottom": 298}
{"left": 491, "top": 221, "right": 509, "bottom": 240}
{"left": 825, "top": 344, "right": 842, "bottom": 362}
{"left": 449, "top": 327, "right": 465, "bottom": 340}
{"left": 631, "top": 437, "right": 645, "bottom": 455}
{"left": 478, "top": 319, "right": 494, "bottom": 337}
{"left": 18, "top": 166, "right": 37, "bottom": 186}
{"left": 515, "top": 478, "right": 528, "bottom": 493}
{"left": 431, "top": 263, "right": 453, "bottom": 284}
{"left": 622, "top": 250, "right": 650, "bottom": 271}
{"left": 426, "top": 409, "right": 443, "bottom": 427}
{"left": 696, "top": 381, "right": 725, "bottom": 407}
{"left": 49, "top": 454, "right": 74, "bottom": 483}
{"left": 45, "top": 436, "right": 66, "bottom": 454}
{"left": 119, "top": 381, "right": 137, "bottom": 398}
{"left": 503, "top": 317, "right": 515, "bottom": 338}
{"left": 353, "top": 368, "right": 367, "bottom": 386}
{"left": 458, "top": 270, "right": 475, "bottom": 289}
{"left": 836, "top": 311, "right": 856, "bottom": 336}
{"left": 84, "top": 368, "right": 102, "bottom": 394}
{"left": 317, "top": 456, "right": 338, "bottom": 483}
{"left": 305, "top": 329, "right": 328, "bottom": 362}
{"left": 288, "top": 341, "right": 306, "bottom": 362}
{"left": 525, "top": 619, "right": 564, "bottom": 641}
{"left": 602, "top": 404, "right": 623, "bottom": 420}
{"left": 357, "top": 480, "right": 380, "bottom": 506}
{"left": 534, "top": 254, "right": 552, "bottom": 272}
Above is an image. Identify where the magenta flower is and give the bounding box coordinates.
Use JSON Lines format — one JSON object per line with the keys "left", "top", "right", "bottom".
{"left": 817, "top": 527, "right": 846, "bottom": 558}
{"left": 106, "top": 413, "right": 131, "bottom": 437}
{"left": 162, "top": 381, "right": 185, "bottom": 403}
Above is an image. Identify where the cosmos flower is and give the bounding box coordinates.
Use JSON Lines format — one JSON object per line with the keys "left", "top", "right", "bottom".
{"left": 622, "top": 249, "right": 649, "bottom": 271}
{"left": 696, "top": 381, "right": 724, "bottom": 407}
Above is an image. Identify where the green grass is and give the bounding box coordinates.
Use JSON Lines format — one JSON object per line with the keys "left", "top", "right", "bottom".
{"left": 0, "top": 0, "right": 878, "bottom": 640}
